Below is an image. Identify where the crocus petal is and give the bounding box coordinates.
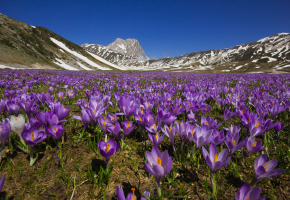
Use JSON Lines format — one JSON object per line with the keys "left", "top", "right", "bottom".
{"left": 116, "top": 185, "right": 126, "bottom": 200}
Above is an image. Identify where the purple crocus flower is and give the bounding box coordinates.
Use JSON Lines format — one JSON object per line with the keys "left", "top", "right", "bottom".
{"left": 107, "top": 113, "right": 118, "bottom": 124}
{"left": 73, "top": 107, "right": 92, "bottom": 130}
{"left": 226, "top": 132, "right": 247, "bottom": 155}
{"left": 187, "top": 110, "right": 198, "bottom": 123}
{"left": 144, "top": 145, "right": 172, "bottom": 186}
{"left": 145, "top": 121, "right": 161, "bottom": 134}
{"left": 191, "top": 126, "right": 213, "bottom": 148}
{"left": 121, "top": 120, "right": 135, "bottom": 136}
{"left": 273, "top": 122, "right": 284, "bottom": 132}
{"left": 175, "top": 120, "right": 188, "bottom": 147}
{"left": 107, "top": 122, "right": 121, "bottom": 140}
{"left": 212, "top": 129, "right": 226, "bottom": 146}
{"left": 21, "top": 124, "right": 47, "bottom": 148}
{"left": 148, "top": 131, "right": 165, "bottom": 146}
{"left": 0, "top": 174, "right": 5, "bottom": 192}
{"left": 245, "top": 137, "right": 264, "bottom": 156}
{"left": 66, "top": 90, "right": 76, "bottom": 99}
{"left": 236, "top": 183, "right": 266, "bottom": 200}
{"left": 116, "top": 185, "right": 150, "bottom": 200}
{"left": 201, "top": 115, "right": 221, "bottom": 130}
{"left": 224, "top": 108, "right": 236, "bottom": 121}
{"left": 161, "top": 124, "right": 176, "bottom": 151}
{"left": 56, "top": 91, "right": 66, "bottom": 100}
{"left": 202, "top": 143, "right": 231, "bottom": 174}
{"left": 47, "top": 86, "right": 54, "bottom": 94}
{"left": 254, "top": 154, "right": 286, "bottom": 181}
{"left": 98, "top": 138, "right": 120, "bottom": 163}
{"left": 46, "top": 123, "right": 65, "bottom": 140}
{"left": 223, "top": 124, "right": 241, "bottom": 137}
{"left": 0, "top": 118, "right": 11, "bottom": 151}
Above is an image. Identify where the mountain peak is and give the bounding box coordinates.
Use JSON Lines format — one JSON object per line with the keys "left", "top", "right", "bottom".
{"left": 106, "top": 38, "right": 148, "bottom": 60}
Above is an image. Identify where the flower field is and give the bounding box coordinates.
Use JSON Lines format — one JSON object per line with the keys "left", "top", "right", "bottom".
{"left": 0, "top": 69, "right": 289, "bottom": 199}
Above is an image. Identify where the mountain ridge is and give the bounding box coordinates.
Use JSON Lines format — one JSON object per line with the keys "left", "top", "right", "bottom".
{"left": 82, "top": 32, "right": 290, "bottom": 73}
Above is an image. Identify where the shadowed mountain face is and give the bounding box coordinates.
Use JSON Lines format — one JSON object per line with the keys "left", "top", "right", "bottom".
{"left": 82, "top": 33, "right": 290, "bottom": 73}
{"left": 0, "top": 13, "right": 118, "bottom": 71}
{"left": 106, "top": 38, "right": 148, "bottom": 60}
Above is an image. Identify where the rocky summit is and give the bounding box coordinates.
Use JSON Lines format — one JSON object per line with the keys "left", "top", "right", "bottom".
{"left": 106, "top": 38, "right": 148, "bottom": 60}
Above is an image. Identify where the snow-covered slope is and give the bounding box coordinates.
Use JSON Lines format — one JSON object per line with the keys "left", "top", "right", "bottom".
{"left": 82, "top": 33, "right": 290, "bottom": 73}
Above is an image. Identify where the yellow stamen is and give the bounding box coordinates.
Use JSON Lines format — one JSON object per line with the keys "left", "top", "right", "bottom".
{"left": 31, "top": 132, "right": 35, "bottom": 141}
{"left": 174, "top": 108, "right": 177, "bottom": 112}
{"left": 264, "top": 162, "right": 268, "bottom": 170}
{"left": 131, "top": 188, "right": 136, "bottom": 200}
{"left": 53, "top": 127, "right": 57, "bottom": 132}
{"left": 169, "top": 126, "right": 172, "bottom": 132}
{"left": 155, "top": 132, "right": 158, "bottom": 141}
{"left": 147, "top": 102, "right": 149, "bottom": 108}
{"left": 233, "top": 140, "right": 236, "bottom": 145}
{"left": 139, "top": 116, "right": 142, "bottom": 121}
{"left": 191, "top": 129, "right": 194, "bottom": 136}
{"left": 154, "top": 122, "right": 156, "bottom": 130}
{"left": 256, "top": 121, "right": 260, "bottom": 128}
{"left": 265, "top": 103, "right": 267, "bottom": 108}
{"left": 253, "top": 141, "right": 257, "bottom": 147}
{"left": 248, "top": 118, "right": 251, "bottom": 122}
{"left": 142, "top": 108, "right": 144, "bottom": 113}
{"left": 15, "top": 118, "right": 18, "bottom": 121}
{"left": 25, "top": 102, "right": 26, "bottom": 104}
{"left": 205, "top": 106, "right": 207, "bottom": 111}
{"left": 111, "top": 117, "right": 114, "bottom": 121}
{"left": 126, "top": 121, "right": 130, "bottom": 129}
{"left": 93, "top": 109, "right": 96, "bottom": 115}
{"left": 103, "top": 120, "right": 106, "bottom": 126}
{"left": 214, "top": 154, "right": 218, "bottom": 162}
{"left": 157, "top": 157, "right": 161, "bottom": 165}
{"left": 106, "top": 143, "right": 110, "bottom": 152}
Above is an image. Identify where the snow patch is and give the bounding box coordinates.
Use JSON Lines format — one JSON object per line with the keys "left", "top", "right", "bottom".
{"left": 30, "top": 25, "right": 36, "bottom": 28}
{"left": 53, "top": 58, "right": 79, "bottom": 71}
{"left": 50, "top": 38, "right": 110, "bottom": 70}
{"left": 77, "top": 62, "right": 92, "bottom": 70}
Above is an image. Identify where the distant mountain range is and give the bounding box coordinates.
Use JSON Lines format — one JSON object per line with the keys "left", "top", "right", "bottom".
{"left": 0, "top": 13, "right": 289, "bottom": 73}
{"left": 82, "top": 33, "right": 290, "bottom": 73}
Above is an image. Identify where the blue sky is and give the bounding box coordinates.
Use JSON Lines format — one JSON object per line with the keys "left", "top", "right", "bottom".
{"left": 1, "top": 0, "right": 290, "bottom": 59}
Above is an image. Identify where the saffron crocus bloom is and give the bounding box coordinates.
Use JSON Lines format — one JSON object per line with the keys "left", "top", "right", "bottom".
{"left": 145, "top": 121, "right": 161, "bottom": 134}
{"left": 201, "top": 115, "right": 221, "bottom": 130}
{"left": 56, "top": 91, "right": 66, "bottom": 100}
{"left": 254, "top": 154, "right": 286, "bottom": 181}
{"left": 245, "top": 137, "right": 264, "bottom": 156}
{"left": 161, "top": 124, "right": 176, "bottom": 151}
{"left": 0, "top": 174, "right": 5, "bottom": 192}
{"left": 186, "top": 110, "right": 198, "bottom": 123}
{"left": 9, "top": 114, "right": 25, "bottom": 138}
{"left": 21, "top": 124, "right": 47, "bottom": 148}
{"left": 148, "top": 131, "right": 164, "bottom": 146}
{"left": 226, "top": 132, "right": 247, "bottom": 155}
{"left": 192, "top": 126, "right": 213, "bottom": 148}
{"left": 223, "top": 124, "right": 241, "bottom": 137}
{"left": 202, "top": 143, "right": 231, "bottom": 174}
{"left": 236, "top": 183, "right": 266, "bottom": 200}
{"left": 0, "top": 118, "right": 11, "bottom": 151}
{"left": 212, "top": 129, "right": 226, "bottom": 146}
{"left": 98, "top": 138, "right": 120, "bottom": 163}
{"left": 116, "top": 185, "right": 150, "bottom": 200}
{"left": 107, "top": 122, "right": 121, "bottom": 139}
{"left": 144, "top": 145, "right": 172, "bottom": 186}
{"left": 273, "top": 122, "right": 284, "bottom": 132}
{"left": 224, "top": 108, "right": 236, "bottom": 121}
{"left": 46, "top": 123, "right": 65, "bottom": 140}
{"left": 73, "top": 107, "right": 92, "bottom": 130}
{"left": 121, "top": 120, "right": 135, "bottom": 136}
